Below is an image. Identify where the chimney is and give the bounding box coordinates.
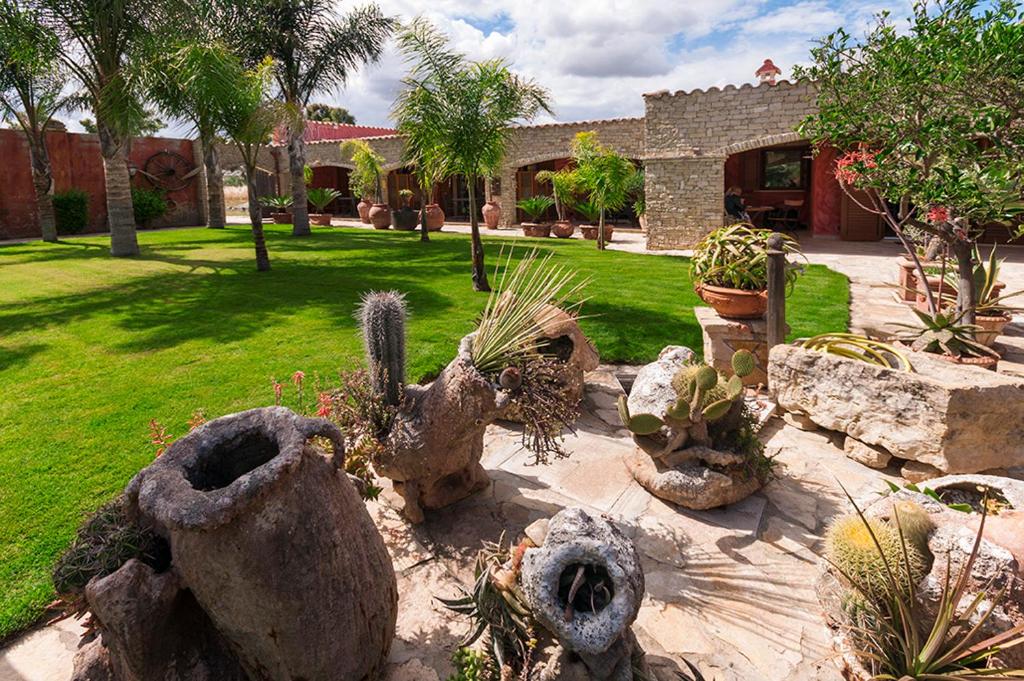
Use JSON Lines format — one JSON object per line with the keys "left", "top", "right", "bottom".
{"left": 755, "top": 59, "right": 782, "bottom": 85}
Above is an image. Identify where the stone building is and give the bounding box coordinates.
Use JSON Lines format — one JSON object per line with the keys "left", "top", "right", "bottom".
{"left": 216, "top": 77, "right": 871, "bottom": 249}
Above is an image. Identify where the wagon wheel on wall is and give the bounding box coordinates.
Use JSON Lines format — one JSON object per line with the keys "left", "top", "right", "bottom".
{"left": 139, "top": 150, "right": 201, "bottom": 192}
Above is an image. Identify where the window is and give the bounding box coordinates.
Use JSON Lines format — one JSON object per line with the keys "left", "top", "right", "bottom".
{"left": 760, "top": 148, "right": 808, "bottom": 190}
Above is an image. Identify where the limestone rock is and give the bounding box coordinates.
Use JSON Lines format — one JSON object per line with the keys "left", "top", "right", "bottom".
{"left": 769, "top": 344, "right": 1024, "bottom": 474}
{"left": 901, "top": 460, "right": 943, "bottom": 483}
{"left": 625, "top": 448, "right": 762, "bottom": 511}
{"left": 625, "top": 346, "right": 695, "bottom": 443}
{"left": 843, "top": 436, "right": 892, "bottom": 469}
{"left": 520, "top": 508, "right": 644, "bottom": 660}
{"left": 782, "top": 411, "right": 819, "bottom": 431}
{"left": 696, "top": 306, "right": 776, "bottom": 386}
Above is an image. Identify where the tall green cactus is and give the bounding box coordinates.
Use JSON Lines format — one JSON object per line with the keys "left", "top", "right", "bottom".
{"left": 358, "top": 290, "right": 407, "bottom": 406}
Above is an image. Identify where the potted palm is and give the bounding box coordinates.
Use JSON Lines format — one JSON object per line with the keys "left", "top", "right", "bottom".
{"left": 574, "top": 199, "right": 609, "bottom": 241}
{"left": 691, "top": 223, "right": 804, "bottom": 319}
{"left": 895, "top": 308, "right": 1000, "bottom": 370}
{"left": 536, "top": 168, "right": 576, "bottom": 238}
{"left": 570, "top": 131, "right": 635, "bottom": 250}
{"left": 260, "top": 195, "right": 294, "bottom": 224}
{"left": 516, "top": 195, "right": 554, "bottom": 237}
{"left": 307, "top": 187, "right": 341, "bottom": 226}
{"left": 342, "top": 139, "right": 389, "bottom": 229}
{"left": 392, "top": 189, "right": 419, "bottom": 231}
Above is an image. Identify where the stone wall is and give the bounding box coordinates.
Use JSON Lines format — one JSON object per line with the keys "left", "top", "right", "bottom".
{"left": 643, "top": 80, "right": 818, "bottom": 248}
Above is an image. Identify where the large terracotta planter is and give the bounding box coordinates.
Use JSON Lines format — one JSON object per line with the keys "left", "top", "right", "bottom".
{"left": 357, "top": 199, "right": 372, "bottom": 224}
{"left": 309, "top": 213, "right": 332, "bottom": 226}
{"left": 128, "top": 407, "right": 398, "bottom": 681}
{"left": 580, "top": 224, "right": 613, "bottom": 242}
{"left": 482, "top": 201, "right": 501, "bottom": 229}
{"left": 270, "top": 212, "right": 292, "bottom": 225}
{"left": 695, "top": 283, "right": 767, "bottom": 319}
{"left": 392, "top": 208, "right": 418, "bottom": 231}
{"left": 521, "top": 222, "right": 550, "bottom": 238}
{"left": 975, "top": 313, "right": 1011, "bottom": 347}
{"left": 368, "top": 203, "right": 391, "bottom": 229}
{"left": 424, "top": 203, "right": 445, "bottom": 231}
{"left": 552, "top": 220, "right": 574, "bottom": 238}
{"left": 896, "top": 256, "right": 923, "bottom": 303}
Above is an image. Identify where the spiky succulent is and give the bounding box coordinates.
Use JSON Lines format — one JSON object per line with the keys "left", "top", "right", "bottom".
{"left": 357, "top": 290, "right": 407, "bottom": 407}
{"left": 893, "top": 309, "right": 999, "bottom": 360}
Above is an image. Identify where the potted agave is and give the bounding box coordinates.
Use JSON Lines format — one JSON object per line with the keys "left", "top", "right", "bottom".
{"left": 392, "top": 189, "right": 419, "bottom": 231}
{"left": 260, "top": 195, "right": 294, "bottom": 225}
{"left": 894, "top": 308, "right": 1000, "bottom": 370}
{"left": 516, "top": 195, "right": 554, "bottom": 238}
{"left": 942, "top": 246, "right": 1020, "bottom": 347}
{"left": 536, "top": 168, "right": 576, "bottom": 238}
{"left": 574, "top": 199, "right": 612, "bottom": 242}
{"left": 692, "top": 223, "right": 803, "bottom": 319}
{"left": 307, "top": 187, "right": 341, "bottom": 226}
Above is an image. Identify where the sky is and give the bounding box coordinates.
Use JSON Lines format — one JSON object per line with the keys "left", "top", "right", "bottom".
{"left": 68, "top": 0, "right": 908, "bottom": 136}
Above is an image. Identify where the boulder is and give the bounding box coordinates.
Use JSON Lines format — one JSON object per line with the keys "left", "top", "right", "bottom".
{"left": 901, "top": 460, "right": 943, "bottom": 483}
{"left": 625, "top": 346, "right": 695, "bottom": 444}
{"left": 782, "top": 411, "right": 819, "bottom": 431}
{"left": 843, "top": 436, "right": 891, "bottom": 469}
{"left": 625, "top": 448, "right": 763, "bottom": 511}
{"left": 769, "top": 344, "right": 1024, "bottom": 474}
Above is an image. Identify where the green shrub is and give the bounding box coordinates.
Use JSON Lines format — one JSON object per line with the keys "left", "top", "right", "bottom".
{"left": 53, "top": 189, "right": 89, "bottom": 235}
{"left": 132, "top": 187, "right": 169, "bottom": 228}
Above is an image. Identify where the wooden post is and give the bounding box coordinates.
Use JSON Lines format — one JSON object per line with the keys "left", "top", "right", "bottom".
{"left": 766, "top": 233, "right": 787, "bottom": 351}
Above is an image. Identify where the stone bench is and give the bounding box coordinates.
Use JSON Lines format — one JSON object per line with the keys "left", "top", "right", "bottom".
{"left": 768, "top": 344, "right": 1024, "bottom": 474}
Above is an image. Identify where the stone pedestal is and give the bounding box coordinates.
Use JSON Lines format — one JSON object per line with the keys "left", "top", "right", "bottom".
{"left": 696, "top": 306, "right": 786, "bottom": 386}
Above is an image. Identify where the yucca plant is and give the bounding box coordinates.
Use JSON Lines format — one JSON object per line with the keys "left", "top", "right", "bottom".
{"left": 830, "top": 490, "right": 1024, "bottom": 679}
{"left": 800, "top": 333, "right": 912, "bottom": 371}
{"left": 515, "top": 195, "right": 554, "bottom": 223}
{"left": 259, "top": 194, "right": 294, "bottom": 210}
{"left": 691, "top": 223, "right": 804, "bottom": 291}
{"left": 307, "top": 187, "right": 341, "bottom": 213}
{"left": 470, "top": 248, "right": 588, "bottom": 375}
{"left": 893, "top": 309, "right": 999, "bottom": 360}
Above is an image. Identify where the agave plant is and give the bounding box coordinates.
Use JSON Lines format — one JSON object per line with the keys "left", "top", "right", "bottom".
{"left": 832, "top": 490, "right": 1024, "bottom": 679}
{"left": 939, "top": 246, "right": 1024, "bottom": 318}
{"left": 516, "top": 195, "right": 555, "bottom": 223}
{"left": 893, "top": 309, "right": 999, "bottom": 359}
{"left": 801, "top": 333, "right": 911, "bottom": 371}
{"left": 306, "top": 187, "right": 342, "bottom": 213}
{"left": 690, "top": 223, "right": 804, "bottom": 291}
{"left": 470, "top": 248, "right": 588, "bottom": 375}
{"left": 259, "top": 194, "right": 294, "bottom": 210}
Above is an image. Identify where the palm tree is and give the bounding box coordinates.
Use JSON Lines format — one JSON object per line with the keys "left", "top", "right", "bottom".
{"left": 233, "top": 0, "right": 393, "bottom": 237}
{"left": 34, "top": 0, "right": 156, "bottom": 256}
{"left": 393, "top": 18, "right": 551, "bottom": 291}
{"left": 0, "top": 0, "right": 69, "bottom": 242}
{"left": 570, "top": 132, "right": 637, "bottom": 251}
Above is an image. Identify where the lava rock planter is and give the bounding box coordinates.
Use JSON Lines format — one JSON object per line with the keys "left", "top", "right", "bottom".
{"left": 521, "top": 508, "right": 649, "bottom": 681}
{"left": 127, "top": 407, "right": 398, "bottom": 681}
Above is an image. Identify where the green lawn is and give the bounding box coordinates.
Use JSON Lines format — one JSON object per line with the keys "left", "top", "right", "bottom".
{"left": 0, "top": 225, "right": 849, "bottom": 639}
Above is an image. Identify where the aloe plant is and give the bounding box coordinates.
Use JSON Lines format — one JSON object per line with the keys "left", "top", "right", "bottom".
{"left": 893, "top": 309, "right": 999, "bottom": 360}
{"left": 515, "top": 195, "right": 554, "bottom": 223}
{"left": 259, "top": 194, "right": 294, "bottom": 210}
{"left": 691, "top": 223, "right": 804, "bottom": 291}
{"left": 307, "top": 187, "right": 341, "bottom": 213}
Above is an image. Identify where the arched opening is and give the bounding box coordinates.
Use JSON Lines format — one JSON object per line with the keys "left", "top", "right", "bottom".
{"left": 386, "top": 166, "right": 416, "bottom": 210}
{"left": 222, "top": 163, "right": 278, "bottom": 219}
{"left": 308, "top": 165, "right": 356, "bottom": 217}
{"left": 724, "top": 141, "right": 815, "bottom": 233}
{"left": 438, "top": 175, "right": 485, "bottom": 222}
{"left": 515, "top": 157, "right": 645, "bottom": 227}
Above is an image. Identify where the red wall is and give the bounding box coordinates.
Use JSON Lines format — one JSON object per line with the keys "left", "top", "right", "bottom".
{"left": 0, "top": 129, "right": 202, "bottom": 240}
{"left": 810, "top": 145, "right": 841, "bottom": 236}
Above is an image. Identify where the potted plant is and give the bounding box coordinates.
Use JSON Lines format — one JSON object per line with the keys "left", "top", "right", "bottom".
{"left": 342, "top": 139, "right": 389, "bottom": 229}
{"left": 629, "top": 169, "right": 646, "bottom": 232}
{"left": 941, "top": 246, "right": 1021, "bottom": 347}
{"left": 516, "top": 195, "right": 554, "bottom": 237}
{"left": 570, "top": 131, "right": 635, "bottom": 250}
{"left": 894, "top": 308, "right": 1000, "bottom": 370}
{"left": 482, "top": 199, "right": 501, "bottom": 229}
{"left": 260, "top": 195, "right": 294, "bottom": 224}
{"left": 691, "top": 223, "right": 804, "bottom": 319}
{"left": 307, "top": 187, "right": 341, "bottom": 226}
{"left": 574, "top": 199, "right": 611, "bottom": 241}
{"left": 536, "top": 168, "right": 576, "bottom": 238}
{"left": 392, "top": 189, "right": 419, "bottom": 231}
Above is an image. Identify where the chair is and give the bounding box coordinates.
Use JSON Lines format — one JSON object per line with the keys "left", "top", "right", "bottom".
{"left": 766, "top": 199, "right": 804, "bottom": 231}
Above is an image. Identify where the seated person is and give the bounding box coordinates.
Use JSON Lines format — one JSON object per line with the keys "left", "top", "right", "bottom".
{"left": 725, "top": 186, "right": 750, "bottom": 222}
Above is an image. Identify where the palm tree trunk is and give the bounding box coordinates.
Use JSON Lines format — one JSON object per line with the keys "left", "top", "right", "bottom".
{"left": 598, "top": 208, "right": 606, "bottom": 251}
{"left": 203, "top": 138, "right": 226, "bottom": 229}
{"left": 287, "top": 126, "right": 310, "bottom": 237}
{"left": 27, "top": 132, "right": 57, "bottom": 242}
{"left": 246, "top": 166, "right": 271, "bottom": 271}
{"left": 97, "top": 120, "right": 138, "bottom": 256}
{"left": 467, "top": 177, "right": 489, "bottom": 292}
{"left": 419, "top": 182, "right": 430, "bottom": 242}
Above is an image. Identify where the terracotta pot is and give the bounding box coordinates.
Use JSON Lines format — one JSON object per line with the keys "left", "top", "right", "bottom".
{"left": 309, "top": 213, "right": 332, "bottom": 226}
{"left": 391, "top": 208, "right": 418, "bottom": 231}
{"left": 270, "top": 212, "right": 292, "bottom": 225}
{"left": 482, "top": 201, "right": 501, "bottom": 229}
{"left": 368, "top": 203, "right": 391, "bottom": 229}
{"left": 638, "top": 214, "right": 648, "bottom": 232}
{"left": 425, "top": 204, "right": 445, "bottom": 231}
{"left": 552, "top": 221, "right": 574, "bottom": 238}
{"left": 580, "top": 224, "right": 613, "bottom": 242}
{"left": 897, "top": 256, "right": 922, "bottom": 304}
{"left": 915, "top": 274, "right": 1006, "bottom": 312}
{"left": 936, "top": 352, "right": 999, "bottom": 371}
{"left": 357, "top": 199, "right": 372, "bottom": 224}
{"left": 521, "top": 222, "right": 551, "bottom": 238}
{"left": 695, "top": 283, "right": 768, "bottom": 319}
{"left": 974, "top": 313, "right": 1011, "bottom": 347}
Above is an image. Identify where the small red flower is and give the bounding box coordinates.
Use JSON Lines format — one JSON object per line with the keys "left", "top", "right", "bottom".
{"left": 272, "top": 379, "right": 283, "bottom": 405}
{"left": 834, "top": 149, "right": 877, "bottom": 185}
{"left": 148, "top": 419, "right": 173, "bottom": 457}
{"left": 316, "top": 392, "right": 333, "bottom": 418}
{"left": 926, "top": 205, "right": 949, "bottom": 223}
{"left": 291, "top": 370, "right": 305, "bottom": 388}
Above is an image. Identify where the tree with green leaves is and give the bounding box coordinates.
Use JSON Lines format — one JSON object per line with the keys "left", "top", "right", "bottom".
{"left": 305, "top": 102, "right": 355, "bottom": 124}
{"left": 0, "top": 0, "right": 69, "bottom": 242}
{"left": 34, "top": 0, "right": 161, "bottom": 256}
{"left": 796, "top": 0, "right": 1024, "bottom": 325}
{"left": 78, "top": 109, "right": 162, "bottom": 136}
{"left": 570, "top": 131, "right": 637, "bottom": 251}
{"left": 341, "top": 138, "right": 384, "bottom": 203}
{"left": 233, "top": 0, "right": 393, "bottom": 238}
